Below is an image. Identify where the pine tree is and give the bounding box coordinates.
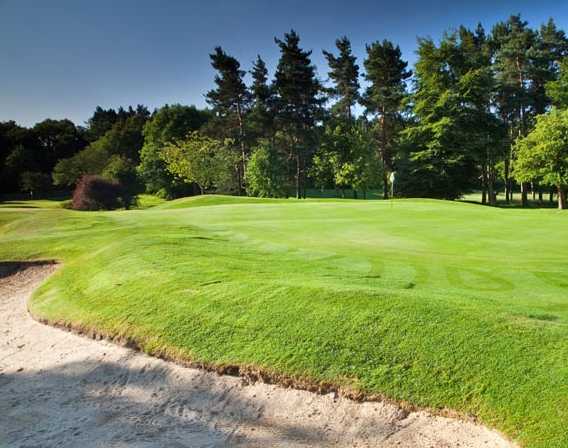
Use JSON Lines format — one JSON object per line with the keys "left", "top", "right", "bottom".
{"left": 459, "top": 24, "right": 504, "bottom": 205}
{"left": 323, "top": 36, "right": 360, "bottom": 120}
{"left": 205, "top": 47, "right": 250, "bottom": 193}
{"left": 362, "top": 40, "right": 411, "bottom": 198}
{"left": 273, "top": 30, "right": 322, "bottom": 198}
{"left": 547, "top": 59, "right": 568, "bottom": 108}
{"left": 529, "top": 19, "right": 568, "bottom": 115}
{"left": 400, "top": 30, "right": 504, "bottom": 201}
{"left": 491, "top": 15, "right": 536, "bottom": 206}
{"left": 248, "top": 55, "right": 275, "bottom": 142}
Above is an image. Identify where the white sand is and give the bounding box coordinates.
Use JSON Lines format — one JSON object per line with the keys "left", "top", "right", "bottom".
{"left": 0, "top": 263, "right": 516, "bottom": 447}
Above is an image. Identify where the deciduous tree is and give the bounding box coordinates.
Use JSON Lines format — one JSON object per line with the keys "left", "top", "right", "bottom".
{"left": 514, "top": 108, "right": 568, "bottom": 208}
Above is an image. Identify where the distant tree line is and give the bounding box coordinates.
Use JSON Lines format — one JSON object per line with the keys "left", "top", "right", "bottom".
{"left": 2, "top": 14, "right": 568, "bottom": 208}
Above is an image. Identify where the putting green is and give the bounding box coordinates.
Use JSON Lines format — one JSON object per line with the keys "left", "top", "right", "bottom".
{"left": 1, "top": 195, "right": 567, "bottom": 447}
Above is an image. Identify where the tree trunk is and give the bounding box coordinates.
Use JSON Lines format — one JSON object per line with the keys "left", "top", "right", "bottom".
{"left": 504, "top": 158, "right": 511, "bottom": 203}
{"left": 236, "top": 101, "right": 247, "bottom": 195}
{"left": 487, "top": 155, "right": 496, "bottom": 206}
{"left": 380, "top": 110, "right": 390, "bottom": 200}
{"left": 558, "top": 186, "right": 566, "bottom": 210}
{"left": 550, "top": 189, "right": 554, "bottom": 203}
{"left": 487, "top": 177, "right": 496, "bottom": 206}
{"left": 521, "top": 182, "right": 528, "bottom": 208}
{"left": 481, "top": 163, "right": 487, "bottom": 205}
{"left": 295, "top": 154, "right": 301, "bottom": 199}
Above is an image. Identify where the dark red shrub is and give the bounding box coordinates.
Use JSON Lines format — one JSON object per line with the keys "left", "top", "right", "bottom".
{"left": 71, "top": 175, "right": 123, "bottom": 210}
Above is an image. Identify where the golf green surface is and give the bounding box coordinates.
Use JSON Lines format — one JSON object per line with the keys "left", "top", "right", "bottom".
{"left": 1, "top": 195, "right": 567, "bottom": 447}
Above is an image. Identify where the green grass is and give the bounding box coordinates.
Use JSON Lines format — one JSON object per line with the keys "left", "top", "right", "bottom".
{"left": 135, "top": 193, "right": 168, "bottom": 209}
{"left": 1, "top": 195, "right": 567, "bottom": 447}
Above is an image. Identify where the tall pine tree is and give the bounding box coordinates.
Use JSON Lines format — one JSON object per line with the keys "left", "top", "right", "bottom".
{"left": 363, "top": 40, "right": 411, "bottom": 198}
{"left": 248, "top": 55, "right": 275, "bottom": 142}
{"left": 205, "top": 47, "right": 250, "bottom": 193}
{"left": 323, "top": 36, "right": 360, "bottom": 121}
{"left": 273, "top": 30, "right": 322, "bottom": 198}
{"left": 491, "top": 15, "right": 536, "bottom": 205}
{"left": 401, "top": 30, "right": 504, "bottom": 200}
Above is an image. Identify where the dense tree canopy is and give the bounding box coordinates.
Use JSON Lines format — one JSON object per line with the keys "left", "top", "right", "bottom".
{"left": 162, "top": 132, "right": 238, "bottom": 194}
{"left": 138, "top": 104, "right": 211, "bottom": 198}
{"left": 3, "top": 15, "right": 568, "bottom": 209}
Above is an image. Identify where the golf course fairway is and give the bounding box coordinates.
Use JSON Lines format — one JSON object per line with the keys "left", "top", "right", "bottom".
{"left": 1, "top": 195, "right": 567, "bottom": 447}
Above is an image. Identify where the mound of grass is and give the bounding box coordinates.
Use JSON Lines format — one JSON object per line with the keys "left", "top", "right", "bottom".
{"left": 155, "top": 194, "right": 292, "bottom": 209}
{"left": 1, "top": 196, "right": 567, "bottom": 447}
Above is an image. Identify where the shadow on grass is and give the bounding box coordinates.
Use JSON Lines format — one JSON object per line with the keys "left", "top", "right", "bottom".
{"left": 0, "top": 260, "right": 58, "bottom": 279}
{"left": 459, "top": 199, "right": 560, "bottom": 209}
{"left": 0, "top": 202, "right": 40, "bottom": 209}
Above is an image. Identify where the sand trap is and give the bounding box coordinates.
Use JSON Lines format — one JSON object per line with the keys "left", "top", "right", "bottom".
{"left": 0, "top": 262, "right": 516, "bottom": 447}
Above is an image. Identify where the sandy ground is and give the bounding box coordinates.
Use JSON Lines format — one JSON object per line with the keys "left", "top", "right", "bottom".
{"left": 0, "top": 263, "right": 517, "bottom": 448}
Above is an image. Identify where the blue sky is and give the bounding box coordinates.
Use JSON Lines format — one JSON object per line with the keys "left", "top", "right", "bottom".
{"left": 2, "top": 0, "right": 567, "bottom": 127}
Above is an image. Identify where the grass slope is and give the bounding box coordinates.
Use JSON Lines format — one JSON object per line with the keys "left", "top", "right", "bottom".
{"left": 1, "top": 195, "right": 567, "bottom": 447}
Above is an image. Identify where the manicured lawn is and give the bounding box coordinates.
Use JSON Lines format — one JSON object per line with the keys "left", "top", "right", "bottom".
{"left": 1, "top": 195, "right": 567, "bottom": 447}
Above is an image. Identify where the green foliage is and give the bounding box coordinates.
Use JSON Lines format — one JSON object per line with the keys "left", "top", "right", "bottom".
{"left": 247, "top": 56, "right": 275, "bottom": 142}
{"left": 137, "top": 104, "right": 211, "bottom": 197}
{"left": 84, "top": 106, "right": 119, "bottom": 142}
{"left": 19, "top": 171, "right": 52, "bottom": 198}
{"left": 530, "top": 19, "right": 568, "bottom": 114}
{"left": 245, "top": 142, "right": 288, "bottom": 197}
{"left": 546, "top": 59, "right": 568, "bottom": 108}
{"left": 102, "top": 155, "right": 141, "bottom": 207}
{"left": 323, "top": 36, "right": 360, "bottom": 120}
{"left": 400, "top": 29, "right": 503, "bottom": 200}
{"left": 363, "top": 40, "right": 411, "bottom": 116}
{"left": 312, "top": 121, "right": 382, "bottom": 196}
{"left": 5, "top": 15, "right": 568, "bottom": 206}
{"left": 205, "top": 47, "right": 250, "bottom": 125}
{"left": 52, "top": 139, "right": 110, "bottom": 187}
{"left": 363, "top": 39, "right": 411, "bottom": 198}
{"left": 204, "top": 47, "right": 251, "bottom": 193}
{"left": 514, "top": 108, "right": 568, "bottom": 207}
{"left": 490, "top": 15, "right": 568, "bottom": 205}
{"left": 53, "top": 112, "right": 148, "bottom": 188}
{"left": 162, "top": 132, "right": 238, "bottom": 194}
{"left": 273, "top": 30, "right": 323, "bottom": 198}
{"left": 0, "top": 119, "right": 86, "bottom": 195}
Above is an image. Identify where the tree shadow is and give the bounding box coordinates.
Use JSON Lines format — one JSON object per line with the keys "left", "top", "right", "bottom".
{"left": 0, "top": 260, "right": 58, "bottom": 279}
{"left": 0, "top": 358, "right": 343, "bottom": 447}
{"left": 0, "top": 202, "right": 40, "bottom": 208}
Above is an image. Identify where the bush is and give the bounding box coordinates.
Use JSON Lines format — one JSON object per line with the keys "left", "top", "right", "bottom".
{"left": 246, "top": 143, "right": 288, "bottom": 197}
{"left": 71, "top": 175, "right": 125, "bottom": 210}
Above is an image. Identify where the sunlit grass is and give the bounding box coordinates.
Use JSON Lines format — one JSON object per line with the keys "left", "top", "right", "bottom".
{"left": 1, "top": 195, "right": 567, "bottom": 447}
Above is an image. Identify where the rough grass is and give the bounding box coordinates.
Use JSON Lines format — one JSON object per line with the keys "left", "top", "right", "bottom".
{"left": 1, "top": 195, "right": 567, "bottom": 447}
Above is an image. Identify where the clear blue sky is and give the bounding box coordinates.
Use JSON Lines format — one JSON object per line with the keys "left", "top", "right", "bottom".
{"left": 2, "top": 0, "right": 567, "bottom": 127}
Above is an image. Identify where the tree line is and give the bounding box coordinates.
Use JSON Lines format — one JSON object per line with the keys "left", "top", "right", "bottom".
{"left": 2, "top": 14, "right": 568, "bottom": 208}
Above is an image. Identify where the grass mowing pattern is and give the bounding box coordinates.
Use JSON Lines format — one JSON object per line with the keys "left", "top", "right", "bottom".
{"left": 1, "top": 195, "right": 567, "bottom": 447}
